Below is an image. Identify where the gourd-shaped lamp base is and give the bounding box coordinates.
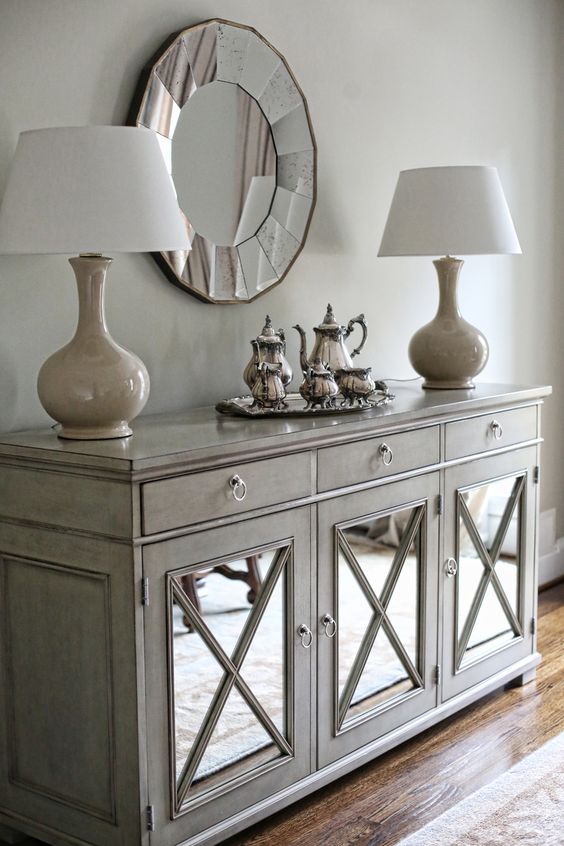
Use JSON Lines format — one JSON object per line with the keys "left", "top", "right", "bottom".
{"left": 408, "top": 256, "right": 489, "bottom": 390}
{"left": 37, "top": 255, "right": 150, "bottom": 439}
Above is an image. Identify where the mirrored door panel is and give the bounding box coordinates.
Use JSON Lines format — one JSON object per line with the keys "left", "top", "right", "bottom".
{"left": 336, "top": 506, "right": 423, "bottom": 728}
{"left": 143, "top": 508, "right": 311, "bottom": 843}
{"left": 169, "top": 545, "right": 291, "bottom": 809}
{"left": 456, "top": 475, "right": 524, "bottom": 669}
{"left": 317, "top": 474, "right": 439, "bottom": 768}
{"left": 442, "top": 449, "right": 537, "bottom": 702}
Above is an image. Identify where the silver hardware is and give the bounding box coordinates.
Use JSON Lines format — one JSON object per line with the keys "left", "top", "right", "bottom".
{"left": 445, "top": 557, "right": 458, "bottom": 577}
{"left": 229, "top": 474, "right": 247, "bottom": 502}
{"left": 534, "top": 466, "right": 540, "bottom": 484}
{"left": 437, "top": 494, "right": 444, "bottom": 515}
{"left": 434, "top": 664, "right": 441, "bottom": 685}
{"left": 298, "top": 623, "right": 313, "bottom": 649}
{"left": 531, "top": 617, "right": 536, "bottom": 635}
{"left": 141, "top": 577, "right": 150, "bottom": 606}
{"left": 146, "top": 805, "right": 155, "bottom": 832}
{"left": 379, "top": 442, "right": 394, "bottom": 466}
{"left": 490, "top": 419, "right": 503, "bottom": 440}
{"left": 322, "top": 614, "right": 337, "bottom": 638}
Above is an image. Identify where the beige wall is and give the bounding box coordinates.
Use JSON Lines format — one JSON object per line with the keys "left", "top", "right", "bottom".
{"left": 0, "top": 0, "right": 562, "bottom": 530}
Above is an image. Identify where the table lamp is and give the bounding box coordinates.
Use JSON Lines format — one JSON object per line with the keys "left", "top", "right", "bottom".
{"left": 0, "top": 126, "right": 189, "bottom": 439}
{"left": 378, "top": 166, "right": 521, "bottom": 389}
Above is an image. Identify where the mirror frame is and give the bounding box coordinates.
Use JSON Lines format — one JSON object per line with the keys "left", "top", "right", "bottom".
{"left": 129, "top": 19, "right": 317, "bottom": 304}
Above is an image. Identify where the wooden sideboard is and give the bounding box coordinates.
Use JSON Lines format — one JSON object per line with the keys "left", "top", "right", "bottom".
{"left": 0, "top": 383, "right": 550, "bottom": 846}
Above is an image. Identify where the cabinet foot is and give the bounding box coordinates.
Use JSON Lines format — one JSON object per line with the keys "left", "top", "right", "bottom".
{"left": 506, "top": 667, "right": 537, "bottom": 688}
{"left": 0, "top": 824, "right": 27, "bottom": 844}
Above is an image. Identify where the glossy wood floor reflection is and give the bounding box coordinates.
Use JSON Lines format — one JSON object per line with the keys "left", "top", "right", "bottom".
{"left": 227, "top": 583, "right": 564, "bottom": 846}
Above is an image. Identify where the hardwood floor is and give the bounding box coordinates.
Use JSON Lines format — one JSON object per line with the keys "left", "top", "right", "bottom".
{"left": 227, "top": 582, "right": 564, "bottom": 846}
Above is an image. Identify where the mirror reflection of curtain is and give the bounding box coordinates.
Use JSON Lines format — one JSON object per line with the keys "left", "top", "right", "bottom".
{"left": 234, "top": 95, "right": 276, "bottom": 244}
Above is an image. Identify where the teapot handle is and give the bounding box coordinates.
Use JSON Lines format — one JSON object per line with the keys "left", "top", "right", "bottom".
{"left": 345, "top": 314, "right": 368, "bottom": 358}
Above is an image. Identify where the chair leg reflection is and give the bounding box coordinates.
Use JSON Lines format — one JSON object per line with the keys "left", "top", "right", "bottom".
{"left": 179, "top": 555, "right": 263, "bottom": 631}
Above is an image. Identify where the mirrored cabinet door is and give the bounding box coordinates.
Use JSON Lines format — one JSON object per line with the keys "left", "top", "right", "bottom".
{"left": 317, "top": 473, "right": 439, "bottom": 768}
{"left": 442, "top": 447, "right": 537, "bottom": 701}
{"left": 142, "top": 508, "right": 312, "bottom": 845}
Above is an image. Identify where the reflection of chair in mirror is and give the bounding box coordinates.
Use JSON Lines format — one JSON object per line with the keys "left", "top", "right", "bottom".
{"left": 179, "top": 556, "right": 262, "bottom": 630}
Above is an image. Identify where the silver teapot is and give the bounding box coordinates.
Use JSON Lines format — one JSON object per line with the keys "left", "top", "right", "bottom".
{"left": 244, "top": 315, "right": 292, "bottom": 391}
{"left": 293, "top": 304, "right": 367, "bottom": 373}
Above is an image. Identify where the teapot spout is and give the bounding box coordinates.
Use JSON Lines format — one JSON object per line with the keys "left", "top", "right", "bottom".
{"left": 293, "top": 324, "right": 309, "bottom": 375}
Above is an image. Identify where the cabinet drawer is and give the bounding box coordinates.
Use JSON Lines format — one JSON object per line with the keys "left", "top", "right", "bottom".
{"left": 317, "top": 425, "right": 440, "bottom": 492}
{"left": 445, "top": 406, "right": 537, "bottom": 460}
{"left": 141, "top": 452, "right": 312, "bottom": 534}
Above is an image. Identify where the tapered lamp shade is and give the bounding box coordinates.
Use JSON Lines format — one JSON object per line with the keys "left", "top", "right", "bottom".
{"left": 0, "top": 126, "right": 190, "bottom": 439}
{"left": 377, "top": 166, "right": 521, "bottom": 390}
{"left": 378, "top": 166, "right": 521, "bottom": 257}
{"left": 0, "top": 126, "right": 188, "bottom": 254}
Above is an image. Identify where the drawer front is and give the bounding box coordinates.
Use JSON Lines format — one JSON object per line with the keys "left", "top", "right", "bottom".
{"left": 445, "top": 406, "right": 537, "bottom": 460}
{"left": 142, "top": 452, "right": 312, "bottom": 534}
{"left": 317, "top": 425, "right": 440, "bottom": 492}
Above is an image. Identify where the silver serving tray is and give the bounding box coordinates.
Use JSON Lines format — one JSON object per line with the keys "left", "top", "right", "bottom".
{"left": 216, "top": 390, "right": 394, "bottom": 419}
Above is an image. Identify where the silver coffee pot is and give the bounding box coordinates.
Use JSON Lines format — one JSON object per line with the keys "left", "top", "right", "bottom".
{"left": 244, "top": 315, "right": 292, "bottom": 391}
{"left": 293, "top": 304, "right": 367, "bottom": 373}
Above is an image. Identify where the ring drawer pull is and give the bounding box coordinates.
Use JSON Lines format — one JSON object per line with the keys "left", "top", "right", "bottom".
{"left": 298, "top": 623, "right": 313, "bottom": 649}
{"left": 379, "top": 442, "right": 394, "bottom": 466}
{"left": 322, "top": 614, "right": 337, "bottom": 638}
{"left": 490, "top": 419, "right": 503, "bottom": 440}
{"left": 229, "top": 474, "right": 247, "bottom": 502}
{"left": 445, "top": 557, "right": 458, "bottom": 577}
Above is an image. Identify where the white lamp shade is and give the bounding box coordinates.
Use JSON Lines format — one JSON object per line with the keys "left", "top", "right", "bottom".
{"left": 0, "top": 126, "right": 190, "bottom": 254}
{"left": 378, "top": 166, "right": 521, "bottom": 257}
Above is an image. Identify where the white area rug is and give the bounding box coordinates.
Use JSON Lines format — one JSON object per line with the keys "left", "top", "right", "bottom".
{"left": 397, "top": 732, "right": 564, "bottom": 845}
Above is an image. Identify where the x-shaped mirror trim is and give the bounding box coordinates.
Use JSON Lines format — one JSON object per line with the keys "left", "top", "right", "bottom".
{"left": 336, "top": 505, "right": 424, "bottom": 729}
{"left": 171, "top": 544, "right": 292, "bottom": 809}
{"left": 456, "top": 475, "right": 524, "bottom": 668}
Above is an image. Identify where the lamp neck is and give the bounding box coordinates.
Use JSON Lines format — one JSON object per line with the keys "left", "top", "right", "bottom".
{"left": 69, "top": 255, "right": 113, "bottom": 337}
{"left": 433, "top": 256, "right": 464, "bottom": 320}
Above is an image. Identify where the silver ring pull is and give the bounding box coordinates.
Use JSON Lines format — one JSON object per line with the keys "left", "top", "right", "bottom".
{"left": 322, "top": 614, "right": 337, "bottom": 638}
{"left": 229, "top": 474, "right": 247, "bottom": 502}
{"left": 379, "top": 442, "right": 394, "bottom": 466}
{"left": 298, "top": 623, "right": 313, "bottom": 649}
{"left": 490, "top": 419, "right": 503, "bottom": 440}
{"left": 445, "top": 557, "right": 458, "bottom": 577}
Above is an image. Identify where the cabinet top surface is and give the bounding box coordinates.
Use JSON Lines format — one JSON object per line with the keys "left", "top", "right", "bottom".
{"left": 0, "top": 382, "right": 550, "bottom": 473}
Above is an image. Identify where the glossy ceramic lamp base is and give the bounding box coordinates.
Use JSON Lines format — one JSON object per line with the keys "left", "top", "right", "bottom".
{"left": 408, "top": 256, "right": 489, "bottom": 390}
{"left": 37, "top": 255, "right": 150, "bottom": 439}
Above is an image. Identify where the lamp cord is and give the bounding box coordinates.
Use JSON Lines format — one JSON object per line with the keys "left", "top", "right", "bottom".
{"left": 379, "top": 376, "right": 423, "bottom": 383}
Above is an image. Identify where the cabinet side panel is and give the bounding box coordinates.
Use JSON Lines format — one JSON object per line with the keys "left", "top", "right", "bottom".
{"left": 2, "top": 556, "right": 116, "bottom": 821}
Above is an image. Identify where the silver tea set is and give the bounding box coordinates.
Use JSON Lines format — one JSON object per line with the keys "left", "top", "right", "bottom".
{"left": 241, "top": 305, "right": 389, "bottom": 413}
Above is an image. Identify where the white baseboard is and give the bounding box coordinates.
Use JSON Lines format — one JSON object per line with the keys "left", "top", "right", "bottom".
{"left": 539, "top": 535, "right": 564, "bottom": 587}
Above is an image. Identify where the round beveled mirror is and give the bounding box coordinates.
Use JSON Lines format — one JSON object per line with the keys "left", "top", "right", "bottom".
{"left": 131, "top": 19, "right": 316, "bottom": 303}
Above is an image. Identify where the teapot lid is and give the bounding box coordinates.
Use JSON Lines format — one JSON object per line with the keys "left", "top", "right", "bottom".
{"left": 318, "top": 303, "right": 341, "bottom": 329}
{"left": 256, "top": 315, "right": 284, "bottom": 344}
{"left": 310, "top": 356, "right": 331, "bottom": 374}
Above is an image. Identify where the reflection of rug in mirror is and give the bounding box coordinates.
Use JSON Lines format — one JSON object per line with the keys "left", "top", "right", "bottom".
{"left": 172, "top": 545, "right": 519, "bottom": 784}
{"left": 338, "top": 544, "right": 417, "bottom": 707}
{"left": 458, "top": 555, "right": 518, "bottom": 664}
{"left": 173, "top": 557, "right": 284, "bottom": 782}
